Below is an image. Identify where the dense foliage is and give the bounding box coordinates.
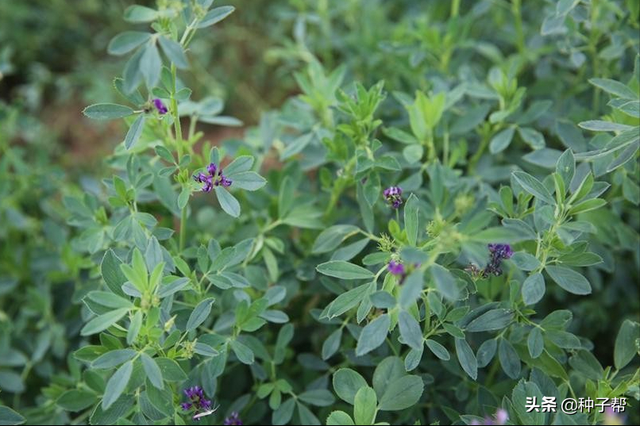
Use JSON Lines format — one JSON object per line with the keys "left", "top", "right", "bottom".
{"left": 1, "top": 0, "right": 639, "bottom": 425}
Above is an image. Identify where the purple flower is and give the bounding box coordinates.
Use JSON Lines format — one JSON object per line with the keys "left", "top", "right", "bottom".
{"left": 181, "top": 386, "right": 213, "bottom": 420}
{"left": 482, "top": 243, "right": 513, "bottom": 277}
{"left": 195, "top": 172, "right": 213, "bottom": 193}
{"left": 494, "top": 409, "right": 508, "bottom": 425}
{"left": 194, "top": 162, "right": 233, "bottom": 192}
{"left": 384, "top": 186, "right": 403, "bottom": 209}
{"left": 387, "top": 260, "right": 405, "bottom": 276}
{"left": 603, "top": 406, "right": 626, "bottom": 425}
{"left": 488, "top": 244, "right": 513, "bottom": 260}
{"left": 153, "top": 98, "right": 168, "bottom": 115}
{"left": 224, "top": 412, "right": 243, "bottom": 425}
{"left": 470, "top": 408, "right": 509, "bottom": 425}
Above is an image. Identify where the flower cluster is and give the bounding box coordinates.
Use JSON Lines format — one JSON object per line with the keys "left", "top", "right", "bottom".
{"left": 387, "top": 260, "right": 422, "bottom": 284}
{"left": 603, "top": 406, "right": 626, "bottom": 425}
{"left": 181, "top": 386, "right": 213, "bottom": 419}
{"left": 383, "top": 186, "right": 403, "bottom": 209}
{"left": 470, "top": 408, "right": 508, "bottom": 425}
{"left": 194, "top": 162, "right": 232, "bottom": 192}
{"left": 485, "top": 243, "right": 513, "bottom": 276}
{"left": 465, "top": 244, "right": 513, "bottom": 279}
{"left": 153, "top": 98, "right": 168, "bottom": 115}
{"left": 224, "top": 412, "right": 243, "bottom": 425}
{"left": 387, "top": 260, "right": 405, "bottom": 276}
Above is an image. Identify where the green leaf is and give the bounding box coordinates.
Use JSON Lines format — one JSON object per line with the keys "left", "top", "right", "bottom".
{"left": 578, "top": 120, "right": 634, "bottom": 132}
{"left": 398, "top": 311, "right": 423, "bottom": 351}
{"left": 124, "top": 114, "right": 145, "bottom": 150}
{"left": 569, "top": 350, "right": 604, "bottom": 380}
{"left": 511, "top": 252, "right": 541, "bottom": 271}
{"left": 80, "top": 308, "right": 129, "bottom": 336}
{"left": 102, "top": 360, "right": 133, "bottom": 410}
{"left": 568, "top": 198, "right": 607, "bottom": 215}
{"left": 124, "top": 5, "right": 158, "bottom": 23}
{"left": 0, "top": 406, "right": 25, "bottom": 425}
{"left": 325, "top": 283, "right": 371, "bottom": 318}
{"left": 545, "top": 266, "right": 591, "bottom": 295}
{"left": 146, "top": 381, "right": 174, "bottom": 417}
{"left": 327, "top": 411, "right": 355, "bottom": 426}
{"left": 518, "top": 127, "right": 545, "bottom": 150}
{"left": 108, "top": 32, "right": 151, "bottom": 56}
{"left": 489, "top": 127, "right": 516, "bottom": 154}
{"left": 378, "top": 375, "right": 424, "bottom": 411}
{"left": 178, "top": 187, "right": 190, "bottom": 210}
{"left": 198, "top": 6, "right": 236, "bottom": 28}
{"left": 158, "top": 36, "right": 188, "bottom": 69}
{"left": 354, "top": 387, "right": 377, "bottom": 425}
{"left": 186, "top": 298, "right": 215, "bottom": 331}
{"left": 272, "top": 398, "right": 295, "bottom": 425}
{"left": 101, "top": 250, "right": 127, "bottom": 297}
{"left": 92, "top": 349, "right": 136, "bottom": 369}
{"left": 333, "top": 368, "right": 367, "bottom": 405}
{"left": 522, "top": 273, "right": 546, "bottom": 305}
{"left": 297, "top": 402, "right": 320, "bottom": 425}
{"left": 224, "top": 156, "right": 254, "bottom": 176}
{"left": 120, "top": 248, "right": 148, "bottom": 292}
{"left": 405, "top": 347, "right": 424, "bottom": 371}
{"left": 425, "top": 339, "right": 450, "bottom": 361}
{"left": 404, "top": 194, "right": 419, "bottom": 246}
{"left": 157, "top": 277, "right": 190, "bottom": 298}
{"left": 527, "top": 327, "right": 544, "bottom": 358}
{"left": 230, "top": 339, "right": 254, "bottom": 365}
{"left": 614, "top": 320, "right": 640, "bottom": 370}
{"left": 317, "top": 261, "right": 374, "bottom": 280}
{"left": 589, "top": 78, "right": 637, "bottom": 100}
{"left": 87, "top": 291, "right": 133, "bottom": 309}
{"left": 498, "top": 339, "right": 521, "bottom": 379}
{"left": 228, "top": 171, "right": 266, "bottom": 191}
{"left": 399, "top": 270, "right": 424, "bottom": 308}
{"left": 455, "top": 338, "right": 477, "bottom": 380}
{"left": 83, "top": 103, "right": 134, "bottom": 120}
{"left": 556, "top": 149, "right": 575, "bottom": 188}
{"left": 322, "top": 329, "right": 342, "bottom": 360}
{"left": 430, "top": 264, "right": 459, "bottom": 301}
{"left": 372, "top": 357, "right": 404, "bottom": 397}
{"left": 155, "top": 358, "right": 188, "bottom": 382}
{"left": 140, "top": 43, "right": 161, "bottom": 89}
{"left": 313, "top": 225, "right": 360, "bottom": 254}
{"left": 214, "top": 187, "right": 240, "bottom": 217}
{"left": 199, "top": 115, "right": 243, "bottom": 126}
{"left": 356, "top": 314, "right": 390, "bottom": 356}
{"left": 297, "top": 389, "right": 335, "bottom": 407}
{"left": 56, "top": 390, "right": 98, "bottom": 412}
{"left": 141, "top": 353, "right": 164, "bottom": 389}
{"left": 127, "top": 311, "right": 143, "bottom": 345}
{"left": 512, "top": 381, "right": 545, "bottom": 425}
{"left": 465, "top": 309, "right": 513, "bottom": 332}
{"left": 278, "top": 176, "right": 295, "bottom": 218}
{"left": 477, "top": 339, "right": 497, "bottom": 368}
{"left": 512, "top": 171, "right": 556, "bottom": 205}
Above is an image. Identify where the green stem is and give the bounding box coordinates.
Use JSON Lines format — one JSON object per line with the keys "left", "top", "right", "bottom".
{"left": 443, "top": 129, "right": 450, "bottom": 166}
{"left": 589, "top": 0, "right": 601, "bottom": 110}
{"left": 425, "top": 131, "right": 436, "bottom": 162}
{"left": 451, "top": 0, "right": 461, "bottom": 18}
{"left": 171, "top": 64, "right": 183, "bottom": 156}
{"left": 323, "top": 156, "right": 356, "bottom": 218}
{"left": 511, "top": 0, "right": 525, "bottom": 55}
{"left": 179, "top": 205, "right": 187, "bottom": 252}
{"left": 468, "top": 131, "right": 492, "bottom": 173}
